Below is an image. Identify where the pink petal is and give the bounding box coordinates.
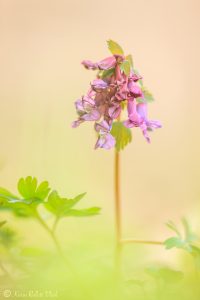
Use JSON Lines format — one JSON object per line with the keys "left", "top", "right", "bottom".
{"left": 82, "top": 60, "right": 98, "bottom": 70}
{"left": 95, "top": 133, "right": 115, "bottom": 150}
{"left": 97, "top": 56, "right": 116, "bottom": 70}
{"left": 128, "top": 81, "right": 143, "bottom": 97}
{"left": 95, "top": 120, "right": 110, "bottom": 133}
{"left": 108, "top": 105, "right": 121, "bottom": 119}
{"left": 82, "top": 110, "right": 101, "bottom": 121}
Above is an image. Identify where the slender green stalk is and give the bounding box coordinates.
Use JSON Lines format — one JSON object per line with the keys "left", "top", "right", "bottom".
{"left": 114, "top": 149, "right": 163, "bottom": 278}
{"left": 114, "top": 149, "right": 122, "bottom": 276}
{"left": 52, "top": 217, "right": 59, "bottom": 234}
{"left": 121, "top": 239, "right": 164, "bottom": 245}
{"left": 34, "top": 211, "right": 77, "bottom": 275}
{"left": 34, "top": 211, "right": 91, "bottom": 298}
{"left": 34, "top": 211, "right": 63, "bottom": 257}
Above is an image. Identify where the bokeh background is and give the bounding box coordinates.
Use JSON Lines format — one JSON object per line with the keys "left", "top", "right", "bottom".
{"left": 0, "top": 0, "right": 200, "bottom": 266}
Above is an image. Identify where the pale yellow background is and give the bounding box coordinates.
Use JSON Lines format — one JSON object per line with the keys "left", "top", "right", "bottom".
{"left": 0, "top": 0, "right": 200, "bottom": 250}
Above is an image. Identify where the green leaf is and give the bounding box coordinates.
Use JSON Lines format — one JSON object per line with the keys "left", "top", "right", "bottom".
{"left": 35, "top": 181, "right": 50, "bottom": 201}
{"left": 45, "top": 191, "right": 100, "bottom": 219}
{"left": 111, "top": 121, "right": 132, "bottom": 151}
{"left": 0, "top": 187, "right": 19, "bottom": 203}
{"left": 181, "top": 218, "right": 197, "bottom": 243}
{"left": 126, "top": 54, "right": 134, "bottom": 69}
{"left": 18, "top": 176, "right": 37, "bottom": 198}
{"left": 164, "top": 237, "right": 186, "bottom": 249}
{"left": 7, "top": 200, "right": 40, "bottom": 218}
{"left": 107, "top": 40, "right": 124, "bottom": 55}
{"left": 0, "top": 187, "right": 20, "bottom": 213}
{"left": 100, "top": 68, "right": 115, "bottom": 79}
{"left": 166, "top": 220, "right": 182, "bottom": 237}
{"left": 120, "top": 60, "right": 131, "bottom": 76}
{"left": 64, "top": 207, "right": 101, "bottom": 217}
{"left": 44, "top": 191, "right": 87, "bottom": 217}
{"left": 17, "top": 176, "right": 50, "bottom": 201}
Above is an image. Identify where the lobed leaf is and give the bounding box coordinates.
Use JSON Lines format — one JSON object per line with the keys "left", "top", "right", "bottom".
{"left": 166, "top": 220, "right": 182, "bottom": 237}
{"left": 0, "top": 187, "right": 19, "bottom": 204}
{"left": 181, "top": 218, "right": 197, "bottom": 243}
{"left": 120, "top": 60, "right": 131, "bottom": 76}
{"left": 111, "top": 121, "right": 132, "bottom": 151}
{"left": 7, "top": 200, "right": 41, "bottom": 218}
{"left": 107, "top": 40, "right": 124, "bottom": 55}
{"left": 44, "top": 191, "right": 87, "bottom": 218}
{"left": 164, "top": 237, "right": 188, "bottom": 250}
{"left": 35, "top": 181, "right": 50, "bottom": 200}
{"left": 17, "top": 176, "right": 50, "bottom": 201}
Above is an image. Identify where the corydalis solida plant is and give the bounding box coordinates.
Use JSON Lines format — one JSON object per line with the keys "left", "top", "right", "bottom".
{"left": 72, "top": 40, "right": 161, "bottom": 150}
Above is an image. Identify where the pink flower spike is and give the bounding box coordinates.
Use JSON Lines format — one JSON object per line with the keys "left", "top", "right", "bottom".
{"left": 72, "top": 41, "right": 161, "bottom": 149}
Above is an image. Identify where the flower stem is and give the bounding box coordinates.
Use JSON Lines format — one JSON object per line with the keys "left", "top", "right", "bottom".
{"left": 34, "top": 212, "right": 91, "bottom": 298}
{"left": 114, "top": 149, "right": 122, "bottom": 277}
{"left": 52, "top": 217, "right": 59, "bottom": 234}
{"left": 121, "top": 239, "right": 164, "bottom": 246}
{"left": 35, "top": 212, "right": 63, "bottom": 257}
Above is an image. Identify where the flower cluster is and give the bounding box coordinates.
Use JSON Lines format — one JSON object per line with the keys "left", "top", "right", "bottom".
{"left": 72, "top": 41, "right": 161, "bottom": 150}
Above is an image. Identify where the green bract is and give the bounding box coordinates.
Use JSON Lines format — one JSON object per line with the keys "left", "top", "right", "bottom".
{"left": 111, "top": 121, "right": 132, "bottom": 151}
{"left": 120, "top": 60, "right": 131, "bottom": 76}
{"left": 107, "top": 39, "right": 124, "bottom": 55}
{"left": 164, "top": 218, "right": 200, "bottom": 254}
{"left": 45, "top": 191, "right": 100, "bottom": 218}
{"left": 18, "top": 176, "right": 50, "bottom": 201}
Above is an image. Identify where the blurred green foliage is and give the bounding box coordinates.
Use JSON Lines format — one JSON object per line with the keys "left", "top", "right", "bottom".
{"left": 0, "top": 178, "right": 200, "bottom": 300}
